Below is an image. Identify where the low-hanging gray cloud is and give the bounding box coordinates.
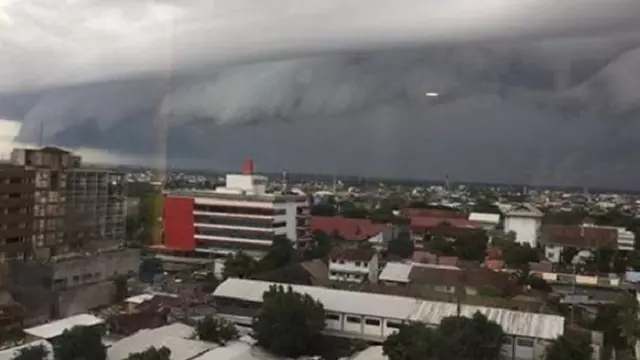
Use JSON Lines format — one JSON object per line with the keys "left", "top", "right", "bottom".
{"left": 2, "top": 0, "right": 640, "bottom": 188}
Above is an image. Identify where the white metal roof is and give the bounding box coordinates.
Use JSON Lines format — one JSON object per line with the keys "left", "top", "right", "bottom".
{"left": 469, "top": 212, "right": 501, "bottom": 224}
{"left": 107, "top": 324, "right": 213, "bottom": 360}
{"left": 413, "top": 301, "right": 564, "bottom": 340}
{"left": 378, "top": 262, "right": 412, "bottom": 283}
{"left": 351, "top": 346, "right": 388, "bottom": 360}
{"left": 214, "top": 278, "right": 422, "bottom": 320}
{"left": 0, "top": 340, "right": 54, "bottom": 360}
{"left": 23, "top": 314, "right": 105, "bottom": 339}
{"left": 124, "top": 293, "right": 155, "bottom": 304}
{"left": 192, "top": 338, "right": 277, "bottom": 360}
{"left": 214, "top": 279, "right": 564, "bottom": 340}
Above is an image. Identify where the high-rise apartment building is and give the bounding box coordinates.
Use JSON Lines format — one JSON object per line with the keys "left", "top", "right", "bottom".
{"left": 0, "top": 146, "right": 127, "bottom": 261}
{"left": 0, "top": 163, "right": 35, "bottom": 262}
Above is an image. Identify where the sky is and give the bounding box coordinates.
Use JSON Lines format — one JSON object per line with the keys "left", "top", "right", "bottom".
{"left": 1, "top": 0, "right": 640, "bottom": 188}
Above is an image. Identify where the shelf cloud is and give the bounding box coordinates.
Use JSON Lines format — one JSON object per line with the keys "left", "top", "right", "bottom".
{"left": 1, "top": 0, "right": 640, "bottom": 188}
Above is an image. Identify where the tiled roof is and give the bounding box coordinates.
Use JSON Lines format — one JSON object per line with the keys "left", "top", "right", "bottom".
{"left": 310, "top": 216, "right": 387, "bottom": 241}
{"left": 402, "top": 208, "right": 467, "bottom": 219}
{"left": 540, "top": 225, "right": 617, "bottom": 249}
{"left": 410, "top": 217, "right": 481, "bottom": 231}
{"left": 330, "top": 247, "right": 376, "bottom": 262}
{"left": 409, "top": 266, "right": 512, "bottom": 289}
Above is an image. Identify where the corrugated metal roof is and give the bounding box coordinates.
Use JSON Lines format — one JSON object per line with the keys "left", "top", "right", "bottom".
{"left": 378, "top": 262, "right": 412, "bottom": 283}
{"left": 413, "top": 302, "right": 564, "bottom": 340}
{"left": 107, "top": 323, "right": 214, "bottom": 360}
{"left": 23, "top": 314, "right": 104, "bottom": 339}
{"left": 214, "top": 278, "right": 421, "bottom": 320}
{"left": 214, "top": 279, "right": 564, "bottom": 340}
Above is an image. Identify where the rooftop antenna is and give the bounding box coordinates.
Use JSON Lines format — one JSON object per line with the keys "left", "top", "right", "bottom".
{"left": 282, "top": 170, "right": 288, "bottom": 194}
{"left": 38, "top": 121, "right": 44, "bottom": 147}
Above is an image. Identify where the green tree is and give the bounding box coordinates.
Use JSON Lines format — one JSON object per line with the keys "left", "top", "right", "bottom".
{"left": 196, "top": 316, "right": 238, "bottom": 345}
{"left": 616, "top": 294, "right": 640, "bottom": 351}
{"left": 561, "top": 247, "right": 578, "bottom": 265}
{"left": 426, "top": 235, "right": 455, "bottom": 256}
{"left": 253, "top": 285, "right": 325, "bottom": 357}
{"left": 454, "top": 231, "right": 489, "bottom": 262}
{"left": 545, "top": 334, "right": 593, "bottom": 360}
{"left": 501, "top": 242, "right": 539, "bottom": 267}
{"left": 304, "top": 230, "right": 332, "bottom": 260}
{"left": 387, "top": 231, "right": 414, "bottom": 258}
{"left": 438, "top": 312, "right": 505, "bottom": 360}
{"left": 256, "top": 237, "right": 294, "bottom": 272}
{"left": 53, "top": 326, "right": 106, "bottom": 360}
{"left": 11, "top": 344, "right": 49, "bottom": 360}
{"left": 123, "top": 346, "right": 171, "bottom": 360}
{"left": 383, "top": 323, "right": 442, "bottom": 360}
{"left": 223, "top": 251, "right": 258, "bottom": 279}
{"left": 383, "top": 312, "right": 505, "bottom": 360}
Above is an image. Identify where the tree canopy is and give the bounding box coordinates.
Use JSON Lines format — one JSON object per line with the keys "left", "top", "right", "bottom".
{"left": 545, "top": 334, "right": 593, "bottom": 360}
{"left": 386, "top": 231, "right": 414, "bottom": 258}
{"left": 196, "top": 316, "right": 238, "bottom": 345}
{"left": 383, "top": 312, "right": 505, "bottom": 360}
{"left": 11, "top": 344, "right": 49, "bottom": 360}
{"left": 222, "top": 251, "right": 258, "bottom": 279}
{"left": 53, "top": 326, "right": 106, "bottom": 360}
{"left": 123, "top": 346, "right": 171, "bottom": 360}
{"left": 253, "top": 285, "right": 325, "bottom": 357}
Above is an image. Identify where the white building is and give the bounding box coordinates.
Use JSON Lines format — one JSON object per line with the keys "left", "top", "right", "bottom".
{"left": 616, "top": 227, "right": 635, "bottom": 251}
{"left": 328, "top": 248, "right": 379, "bottom": 283}
{"left": 162, "top": 159, "right": 311, "bottom": 259}
{"left": 503, "top": 204, "right": 543, "bottom": 247}
{"left": 23, "top": 313, "right": 104, "bottom": 341}
{"left": 468, "top": 212, "right": 501, "bottom": 230}
{"left": 213, "top": 278, "right": 565, "bottom": 360}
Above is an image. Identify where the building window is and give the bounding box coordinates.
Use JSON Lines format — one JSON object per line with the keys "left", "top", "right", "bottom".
{"left": 363, "top": 262, "right": 368, "bottom": 267}
{"left": 346, "top": 316, "right": 361, "bottom": 324}
{"left": 72, "top": 275, "right": 79, "bottom": 283}
{"left": 516, "top": 338, "right": 534, "bottom": 348}
{"left": 386, "top": 321, "right": 402, "bottom": 329}
{"left": 365, "top": 318, "right": 381, "bottom": 326}
{"left": 325, "top": 314, "right": 340, "bottom": 321}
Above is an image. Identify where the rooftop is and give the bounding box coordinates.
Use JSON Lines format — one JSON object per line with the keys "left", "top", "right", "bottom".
{"left": 310, "top": 216, "right": 388, "bottom": 241}
{"left": 504, "top": 204, "right": 543, "bottom": 218}
{"left": 23, "top": 314, "right": 104, "bottom": 340}
{"left": 0, "top": 340, "right": 53, "bottom": 360}
{"left": 214, "top": 278, "right": 564, "bottom": 340}
{"left": 107, "top": 323, "right": 214, "bottom": 360}
{"left": 330, "top": 247, "right": 376, "bottom": 262}
{"left": 166, "top": 189, "right": 306, "bottom": 203}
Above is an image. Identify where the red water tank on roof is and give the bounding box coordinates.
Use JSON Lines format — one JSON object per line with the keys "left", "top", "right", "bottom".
{"left": 241, "top": 158, "right": 254, "bottom": 174}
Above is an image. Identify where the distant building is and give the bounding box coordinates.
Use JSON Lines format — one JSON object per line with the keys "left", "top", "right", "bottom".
{"left": 468, "top": 212, "right": 501, "bottom": 230}
{"left": 503, "top": 204, "right": 543, "bottom": 247}
{"left": 161, "top": 159, "right": 310, "bottom": 259}
{"left": 329, "top": 248, "right": 379, "bottom": 283}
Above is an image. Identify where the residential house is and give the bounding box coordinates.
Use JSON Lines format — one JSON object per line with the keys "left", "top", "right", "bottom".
{"left": 329, "top": 248, "right": 379, "bottom": 283}
{"left": 378, "top": 262, "right": 515, "bottom": 296}
{"left": 540, "top": 224, "right": 618, "bottom": 264}
{"left": 408, "top": 217, "right": 482, "bottom": 248}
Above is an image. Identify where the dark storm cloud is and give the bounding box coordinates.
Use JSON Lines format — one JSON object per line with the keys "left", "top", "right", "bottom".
{"left": 2, "top": 0, "right": 640, "bottom": 188}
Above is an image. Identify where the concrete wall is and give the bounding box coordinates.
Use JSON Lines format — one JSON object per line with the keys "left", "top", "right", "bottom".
{"left": 57, "top": 281, "right": 116, "bottom": 317}
{"left": 51, "top": 249, "right": 139, "bottom": 288}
